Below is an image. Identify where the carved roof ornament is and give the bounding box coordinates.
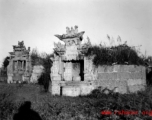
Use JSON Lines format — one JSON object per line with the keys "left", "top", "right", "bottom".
{"left": 18, "top": 41, "right": 24, "bottom": 47}
{"left": 87, "top": 37, "right": 91, "bottom": 46}
{"left": 55, "top": 25, "right": 85, "bottom": 41}
{"left": 11, "top": 41, "right": 30, "bottom": 56}
{"left": 80, "top": 36, "right": 92, "bottom": 54}
{"left": 53, "top": 42, "right": 65, "bottom": 55}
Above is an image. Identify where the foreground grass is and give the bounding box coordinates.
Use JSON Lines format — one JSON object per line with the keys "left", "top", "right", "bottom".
{"left": 0, "top": 83, "right": 152, "bottom": 120}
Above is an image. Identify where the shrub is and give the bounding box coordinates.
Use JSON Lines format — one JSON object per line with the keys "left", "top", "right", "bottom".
{"left": 30, "top": 48, "right": 42, "bottom": 66}
{"left": 2, "top": 56, "right": 10, "bottom": 69}
{"left": 84, "top": 44, "right": 145, "bottom": 66}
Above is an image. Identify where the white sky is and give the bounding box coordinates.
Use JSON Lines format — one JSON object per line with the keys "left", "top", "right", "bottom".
{"left": 0, "top": 0, "right": 152, "bottom": 66}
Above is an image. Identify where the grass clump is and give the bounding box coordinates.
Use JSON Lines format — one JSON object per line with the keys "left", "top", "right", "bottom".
{"left": 1, "top": 83, "right": 152, "bottom": 120}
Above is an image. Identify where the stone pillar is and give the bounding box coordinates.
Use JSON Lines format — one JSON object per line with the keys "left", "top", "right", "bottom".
{"left": 51, "top": 55, "right": 61, "bottom": 81}
{"left": 59, "top": 57, "right": 64, "bottom": 80}
{"left": 22, "top": 61, "right": 24, "bottom": 70}
{"left": 7, "top": 60, "right": 14, "bottom": 83}
{"left": 72, "top": 62, "right": 81, "bottom": 81}
{"left": 25, "top": 60, "right": 28, "bottom": 71}
{"left": 84, "top": 57, "right": 94, "bottom": 81}
{"left": 64, "top": 62, "right": 73, "bottom": 81}
{"left": 51, "top": 81, "right": 60, "bottom": 95}
{"left": 7, "top": 74, "right": 13, "bottom": 83}
{"left": 17, "top": 60, "right": 18, "bottom": 70}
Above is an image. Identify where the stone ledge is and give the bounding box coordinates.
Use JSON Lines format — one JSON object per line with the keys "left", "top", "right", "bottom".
{"left": 97, "top": 65, "right": 145, "bottom": 73}
{"left": 128, "top": 85, "right": 145, "bottom": 93}
{"left": 127, "top": 79, "right": 146, "bottom": 86}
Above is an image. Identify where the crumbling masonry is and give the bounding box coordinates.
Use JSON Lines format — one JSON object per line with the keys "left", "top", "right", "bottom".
{"left": 50, "top": 26, "right": 146, "bottom": 96}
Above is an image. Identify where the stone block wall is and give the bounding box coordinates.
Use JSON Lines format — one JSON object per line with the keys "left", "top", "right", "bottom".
{"left": 96, "top": 65, "right": 146, "bottom": 93}
{"left": 30, "top": 65, "right": 44, "bottom": 83}
{"left": 50, "top": 65, "right": 146, "bottom": 96}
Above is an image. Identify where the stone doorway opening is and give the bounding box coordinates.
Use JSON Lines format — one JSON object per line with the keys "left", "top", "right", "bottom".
{"left": 63, "top": 60, "right": 84, "bottom": 81}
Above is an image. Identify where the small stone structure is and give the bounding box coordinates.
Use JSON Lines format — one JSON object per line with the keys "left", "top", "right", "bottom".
{"left": 50, "top": 26, "right": 146, "bottom": 96}
{"left": 30, "top": 65, "right": 44, "bottom": 83}
{"left": 50, "top": 26, "right": 94, "bottom": 96}
{"left": 7, "top": 41, "right": 32, "bottom": 83}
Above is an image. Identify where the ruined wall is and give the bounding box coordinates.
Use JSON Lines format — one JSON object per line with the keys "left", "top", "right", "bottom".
{"left": 50, "top": 65, "right": 146, "bottom": 96}
{"left": 96, "top": 65, "right": 146, "bottom": 93}
{"left": 30, "top": 65, "right": 44, "bottom": 83}
{"left": 50, "top": 26, "right": 146, "bottom": 96}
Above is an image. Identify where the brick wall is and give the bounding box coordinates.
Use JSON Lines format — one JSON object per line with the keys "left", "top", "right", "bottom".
{"left": 96, "top": 65, "right": 146, "bottom": 93}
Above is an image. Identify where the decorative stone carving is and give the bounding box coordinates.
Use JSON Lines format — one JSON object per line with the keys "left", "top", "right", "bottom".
{"left": 63, "top": 62, "right": 73, "bottom": 81}
{"left": 51, "top": 56, "right": 61, "bottom": 81}
{"left": 51, "top": 26, "right": 96, "bottom": 96}
{"left": 74, "top": 25, "right": 78, "bottom": 34}
{"left": 30, "top": 65, "right": 44, "bottom": 83}
{"left": 66, "top": 27, "right": 70, "bottom": 34}
{"left": 54, "top": 42, "right": 65, "bottom": 52}
{"left": 65, "top": 44, "right": 78, "bottom": 60}
{"left": 84, "top": 56, "right": 97, "bottom": 81}
{"left": 54, "top": 25, "right": 85, "bottom": 41}
{"left": 7, "top": 41, "right": 32, "bottom": 83}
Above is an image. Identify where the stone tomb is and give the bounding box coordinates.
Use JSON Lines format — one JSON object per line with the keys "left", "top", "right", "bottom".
{"left": 50, "top": 26, "right": 94, "bottom": 96}
{"left": 7, "top": 41, "right": 32, "bottom": 83}
{"left": 50, "top": 26, "right": 146, "bottom": 96}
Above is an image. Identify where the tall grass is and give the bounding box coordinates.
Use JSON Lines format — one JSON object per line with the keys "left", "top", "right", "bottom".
{"left": 1, "top": 83, "right": 152, "bottom": 120}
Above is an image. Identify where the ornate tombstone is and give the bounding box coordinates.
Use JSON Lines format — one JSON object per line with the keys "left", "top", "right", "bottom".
{"left": 7, "top": 41, "right": 32, "bottom": 83}
{"left": 50, "top": 26, "right": 95, "bottom": 96}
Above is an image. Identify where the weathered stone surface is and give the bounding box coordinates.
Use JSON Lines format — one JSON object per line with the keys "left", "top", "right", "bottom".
{"left": 128, "top": 85, "right": 145, "bottom": 93}
{"left": 73, "top": 76, "right": 81, "bottom": 81}
{"left": 141, "top": 67, "right": 146, "bottom": 80}
{"left": 97, "top": 72, "right": 118, "bottom": 80}
{"left": 106, "top": 66, "right": 114, "bottom": 72}
{"left": 30, "top": 65, "right": 44, "bottom": 83}
{"left": 80, "top": 84, "right": 94, "bottom": 95}
{"left": 7, "top": 74, "right": 13, "bottom": 83}
{"left": 127, "top": 79, "right": 146, "bottom": 86}
{"left": 117, "top": 72, "right": 130, "bottom": 80}
{"left": 50, "top": 27, "right": 146, "bottom": 96}
{"left": 52, "top": 85, "right": 60, "bottom": 95}
{"left": 97, "top": 66, "right": 105, "bottom": 73}
{"left": 65, "top": 44, "right": 78, "bottom": 60}
{"left": 62, "top": 86, "right": 80, "bottom": 96}
{"left": 129, "top": 72, "right": 143, "bottom": 79}
{"left": 118, "top": 84, "right": 128, "bottom": 94}
{"left": 52, "top": 76, "right": 62, "bottom": 81}
{"left": 63, "top": 62, "right": 73, "bottom": 81}
{"left": 113, "top": 65, "right": 121, "bottom": 72}
{"left": 7, "top": 41, "right": 32, "bottom": 83}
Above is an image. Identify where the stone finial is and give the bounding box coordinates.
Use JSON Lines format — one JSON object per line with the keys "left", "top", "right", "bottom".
{"left": 71, "top": 27, "right": 74, "bottom": 35}
{"left": 74, "top": 25, "right": 78, "bottom": 34}
{"left": 66, "top": 27, "right": 70, "bottom": 34}
{"left": 18, "top": 41, "right": 24, "bottom": 47}
{"left": 54, "top": 42, "right": 65, "bottom": 51}
{"left": 55, "top": 26, "right": 84, "bottom": 40}
{"left": 66, "top": 26, "right": 78, "bottom": 35}
{"left": 28, "top": 47, "right": 30, "bottom": 51}
{"left": 87, "top": 37, "right": 91, "bottom": 45}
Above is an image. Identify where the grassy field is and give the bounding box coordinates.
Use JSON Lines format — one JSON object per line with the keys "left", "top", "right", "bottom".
{"left": 0, "top": 83, "right": 152, "bottom": 120}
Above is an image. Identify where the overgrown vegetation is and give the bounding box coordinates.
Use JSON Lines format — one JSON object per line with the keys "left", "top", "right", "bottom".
{"left": 84, "top": 36, "right": 145, "bottom": 66}
{"left": 30, "top": 48, "right": 53, "bottom": 92}
{"left": 2, "top": 56, "right": 10, "bottom": 69}
{"left": 85, "top": 44, "right": 145, "bottom": 66}
{"left": 1, "top": 83, "right": 152, "bottom": 120}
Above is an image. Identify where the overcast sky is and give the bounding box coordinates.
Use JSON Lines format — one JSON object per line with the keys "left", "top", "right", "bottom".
{"left": 0, "top": 0, "right": 152, "bottom": 66}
